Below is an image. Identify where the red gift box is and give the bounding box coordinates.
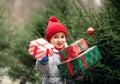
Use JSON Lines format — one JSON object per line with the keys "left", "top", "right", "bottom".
{"left": 59, "top": 38, "right": 88, "bottom": 62}
{"left": 28, "top": 38, "right": 54, "bottom": 60}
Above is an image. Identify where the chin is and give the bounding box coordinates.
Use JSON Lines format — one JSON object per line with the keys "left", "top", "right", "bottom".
{"left": 56, "top": 46, "right": 64, "bottom": 49}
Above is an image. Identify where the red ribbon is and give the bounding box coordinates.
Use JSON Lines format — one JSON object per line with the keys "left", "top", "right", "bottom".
{"left": 67, "top": 61, "right": 74, "bottom": 76}
{"left": 46, "top": 49, "right": 49, "bottom": 56}
{"left": 66, "top": 56, "right": 88, "bottom": 77}
{"left": 35, "top": 41, "right": 52, "bottom": 57}
{"left": 33, "top": 46, "right": 38, "bottom": 57}
{"left": 81, "top": 56, "right": 89, "bottom": 69}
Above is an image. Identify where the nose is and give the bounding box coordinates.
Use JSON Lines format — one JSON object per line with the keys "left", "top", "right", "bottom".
{"left": 58, "top": 38, "right": 62, "bottom": 42}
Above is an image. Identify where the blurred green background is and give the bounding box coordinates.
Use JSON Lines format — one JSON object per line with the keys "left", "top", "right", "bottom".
{"left": 0, "top": 0, "right": 120, "bottom": 84}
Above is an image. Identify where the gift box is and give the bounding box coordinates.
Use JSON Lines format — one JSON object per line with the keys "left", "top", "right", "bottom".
{"left": 57, "top": 46, "right": 102, "bottom": 78}
{"left": 28, "top": 38, "right": 54, "bottom": 60}
{"left": 59, "top": 38, "right": 88, "bottom": 61}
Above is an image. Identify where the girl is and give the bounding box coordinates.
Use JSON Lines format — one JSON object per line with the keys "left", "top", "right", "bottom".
{"left": 35, "top": 16, "right": 76, "bottom": 84}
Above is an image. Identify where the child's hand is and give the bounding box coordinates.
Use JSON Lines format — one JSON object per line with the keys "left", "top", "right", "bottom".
{"left": 38, "top": 56, "right": 49, "bottom": 64}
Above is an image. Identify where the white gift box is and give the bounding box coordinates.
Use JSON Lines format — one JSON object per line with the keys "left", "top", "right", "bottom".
{"left": 28, "top": 38, "right": 54, "bottom": 60}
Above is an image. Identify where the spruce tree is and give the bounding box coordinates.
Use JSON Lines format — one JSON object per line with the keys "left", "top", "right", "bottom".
{"left": 74, "top": 0, "right": 120, "bottom": 83}
{"left": 6, "top": 0, "right": 119, "bottom": 83}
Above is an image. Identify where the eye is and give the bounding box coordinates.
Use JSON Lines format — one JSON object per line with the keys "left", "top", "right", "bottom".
{"left": 53, "top": 36, "right": 57, "bottom": 38}
{"left": 61, "top": 35, "right": 65, "bottom": 38}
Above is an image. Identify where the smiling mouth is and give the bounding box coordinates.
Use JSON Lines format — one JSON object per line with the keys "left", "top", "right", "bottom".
{"left": 57, "top": 43, "right": 62, "bottom": 46}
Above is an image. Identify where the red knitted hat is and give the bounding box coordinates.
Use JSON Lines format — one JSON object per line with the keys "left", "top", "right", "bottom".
{"left": 45, "top": 16, "right": 67, "bottom": 42}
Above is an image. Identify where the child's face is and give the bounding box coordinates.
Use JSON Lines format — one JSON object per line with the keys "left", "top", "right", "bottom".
{"left": 50, "top": 32, "right": 66, "bottom": 49}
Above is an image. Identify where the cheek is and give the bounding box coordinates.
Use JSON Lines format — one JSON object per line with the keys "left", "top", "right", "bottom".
{"left": 52, "top": 42, "right": 56, "bottom": 46}
{"left": 50, "top": 40, "right": 56, "bottom": 45}
{"left": 63, "top": 38, "right": 66, "bottom": 43}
